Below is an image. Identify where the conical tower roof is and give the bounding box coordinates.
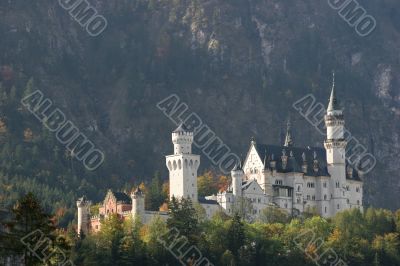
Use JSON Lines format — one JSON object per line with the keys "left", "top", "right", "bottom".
{"left": 284, "top": 119, "right": 293, "bottom": 147}
{"left": 173, "top": 122, "right": 191, "bottom": 133}
{"left": 327, "top": 72, "right": 339, "bottom": 112}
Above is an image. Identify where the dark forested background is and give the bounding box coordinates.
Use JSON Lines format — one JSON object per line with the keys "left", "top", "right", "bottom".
{"left": 0, "top": 0, "right": 400, "bottom": 224}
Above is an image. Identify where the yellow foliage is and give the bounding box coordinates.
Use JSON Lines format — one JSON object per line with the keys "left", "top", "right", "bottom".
{"left": 0, "top": 119, "right": 7, "bottom": 134}
{"left": 159, "top": 202, "right": 169, "bottom": 212}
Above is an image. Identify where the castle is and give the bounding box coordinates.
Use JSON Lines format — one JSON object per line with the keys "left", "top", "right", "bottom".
{"left": 77, "top": 85, "right": 363, "bottom": 234}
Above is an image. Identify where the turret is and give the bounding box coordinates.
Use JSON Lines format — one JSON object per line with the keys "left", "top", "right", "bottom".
{"left": 324, "top": 73, "right": 347, "bottom": 216}
{"left": 166, "top": 123, "right": 199, "bottom": 202}
{"left": 231, "top": 163, "right": 244, "bottom": 197}
{"left": 324, "top": 73, "right": 346, "bottom": 165}
{"left": 131, "top": 187, "right": 145, "bottom": 221}
{"left": 172, "top": 123, "right": 194, "bottom": 154}
{"left": 76, "top": 196, "right": 91, "bottom": 236}
{"left": 283, "top": 119, "right": 293, "bottom": 147}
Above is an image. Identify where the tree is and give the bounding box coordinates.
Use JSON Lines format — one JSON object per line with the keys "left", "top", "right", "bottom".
{"left": 232, "top": 196, "right": 254, "bottom": 221}
{"left": 226, "top": 213, "right": 245, "bottom": 258}
{"left": 146, "top": 171, "right": 167, "bottom": 211}
{"left": 117, "top": 217, "right": 145, "bottom": 265}
{"left": 144, "top": 216, "right": 171, "bottom": 265}
{"left": 197, "top": 171, "right": 215, "bottom": 197}
{"left": 96, "top": 214, "right": 124, "bottom": 265}
{"left": 4, "top": 193, "right": 56, "bottom": 265}
{"left": 259, "top": 206, "right": 289, "bottom": 224}
{"left": 167, "top": 196, "right": 199, "bottom": 245}
{"left": 220, "top": 249, "right": 236, "bottom": 266}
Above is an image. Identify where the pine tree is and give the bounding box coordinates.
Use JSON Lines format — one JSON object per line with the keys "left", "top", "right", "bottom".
{"left": 167, "top": 196, "right": 199, "bottom": 245}
{"left": 227, "top": 213, "right": 245, "bottom": 258}
{"left": 4, "top": 192, "right": 56, "bottom": 265}
{"left": 146, "top": 171, "right": 166, "bottom": 210}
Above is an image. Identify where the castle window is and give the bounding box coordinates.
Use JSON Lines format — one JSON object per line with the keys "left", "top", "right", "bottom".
{"left": 336, "top": 182, "right": 340, "bottom": 188}
{"left": 258, "top": 198, "right": 261, "bottom": 203}
{"left": 307, "top": 182, "right": 315, "bottom": 188}
{"left": 312, "top": 195, "right": 315, "bottom": 200}
{"left": 347, "top": 199, "right": 350, "bottom": 204}
{"left": 275, "top": 180, "right": 283, "bottom": 185}
{"left": 325, "top": 207, "right": 327, "bottom": 213}
{"left": 297, "top": 198, "right": 301, "bottom": 204}
{"left": 323, "top": 182, "right": 327, "bottom": 188}
{"left": 356, "top": 187, "right": 360, "bottom": 193}
{"left": 337, "top": 204, "right": 340, "bottom": 210}
{"left": 324, "top": 195, "right": 327, "bottom": 200}
{"left": 297, "top": 186, "right": 301, "bottom": 192}
{"left": 284, "top": 203, "right": 288, "bottom": 208}
{"left": 307, "top": 195, "right": 310, "bottom": 200}
{"left": 357, "top": 200, "right": 360, "bottom": 205}
{"left": 288, "top": 190, "right": 292, "bottom": 197}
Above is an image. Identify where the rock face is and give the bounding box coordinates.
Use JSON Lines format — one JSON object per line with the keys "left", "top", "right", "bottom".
{"left": 1, "top": 0, "right": 400, "bottom": 209}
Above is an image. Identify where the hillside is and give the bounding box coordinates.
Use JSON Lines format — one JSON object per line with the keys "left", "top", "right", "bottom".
{"left": 0, "top": 0, "right": 400, "bottom": 216}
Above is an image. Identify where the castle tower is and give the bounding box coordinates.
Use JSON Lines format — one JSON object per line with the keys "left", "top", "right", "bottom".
{"left": 324, "top": 74, "right": 347, "bottom": 215}
{"left": 76, "top": 196, "right": 91, "bottom": 236}
{"left": 166, "top": 123, "right": 200, "bottom": 202}
{"left": 131, "top": 187, "right": 145, "bottom": 221}
{"left": 283, "top": 119, "right": 293, "bottom": 147}
{"left": 231, "top": 163, "right": 244, "bottom": 197}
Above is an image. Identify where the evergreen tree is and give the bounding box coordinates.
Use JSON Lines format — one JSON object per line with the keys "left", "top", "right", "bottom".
{"left": 227, "top": 213, "right": 245, "bottom": 258}
{"left": 146, "top": 171, "right": 166, "bottom": 211}
{"left": 167, "top": 196, "right": 199, "bottom": 245}
{"left": 4, "top": 192, "right": 56, "bottom": 265}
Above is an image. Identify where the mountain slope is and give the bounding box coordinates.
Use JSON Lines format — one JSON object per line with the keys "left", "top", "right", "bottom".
{"left": 0, "top": 0, "right": 400, "bottom": 211}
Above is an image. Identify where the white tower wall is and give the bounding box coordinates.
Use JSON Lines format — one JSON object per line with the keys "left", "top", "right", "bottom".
{"left": 132, "top": 189, "right": 145, "bottom": 221}
{"left": 166, "top": 124, "right": 199, "bottom": 202}
{"left": 76, "top": 197, "right": 91, "bottom": 236}
{"left": 231, "top": 168, "right": 243, "bottom": 197}
{"left": 324, "top": 83, "right": 348, "bottom": 216}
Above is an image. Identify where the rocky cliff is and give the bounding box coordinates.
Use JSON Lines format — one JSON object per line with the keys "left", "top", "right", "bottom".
{"left": 1, "top": 0, "right": 400, "bottom": 209}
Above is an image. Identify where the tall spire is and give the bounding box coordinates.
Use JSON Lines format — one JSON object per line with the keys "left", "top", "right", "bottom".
{"left": 327, "top": 71, "right": 339, "bottom": 112}
{"left": 284, "top": 118, "right": 293, "bottom": 147}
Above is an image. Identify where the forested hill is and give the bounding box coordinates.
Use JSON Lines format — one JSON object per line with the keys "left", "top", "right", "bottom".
{"left": 0, "top": 0, "right": 400, "bottom": 218}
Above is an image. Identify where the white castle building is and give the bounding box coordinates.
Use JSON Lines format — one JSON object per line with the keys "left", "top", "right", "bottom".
{"left": 77, "top": 85, "right": 363, "bottom": 233}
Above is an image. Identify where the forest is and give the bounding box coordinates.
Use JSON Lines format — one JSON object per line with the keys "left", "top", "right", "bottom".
{"left": 1, "top": 192, "right": 400, "bottom": 266}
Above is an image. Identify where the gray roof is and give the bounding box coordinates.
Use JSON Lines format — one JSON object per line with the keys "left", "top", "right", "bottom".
{"left": 254, "top": 143, "right": 360, "bottom": 180}
{"left": 173, "top": 123, "right": 191, "bottom": 133}
{"left": 108, "top": 191, "right": 132, "bottom": 204}
{"left": 255, "top": 144, "right": 330, "bottom": 176}
{"left": 346, "top": 165, "right": 362, "bottom": 181}
{"left": 198, "top": 197, "right": 219, "bottom": 205}
{"left": 327, "top": 82, "right": 339, "bottom": 112}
